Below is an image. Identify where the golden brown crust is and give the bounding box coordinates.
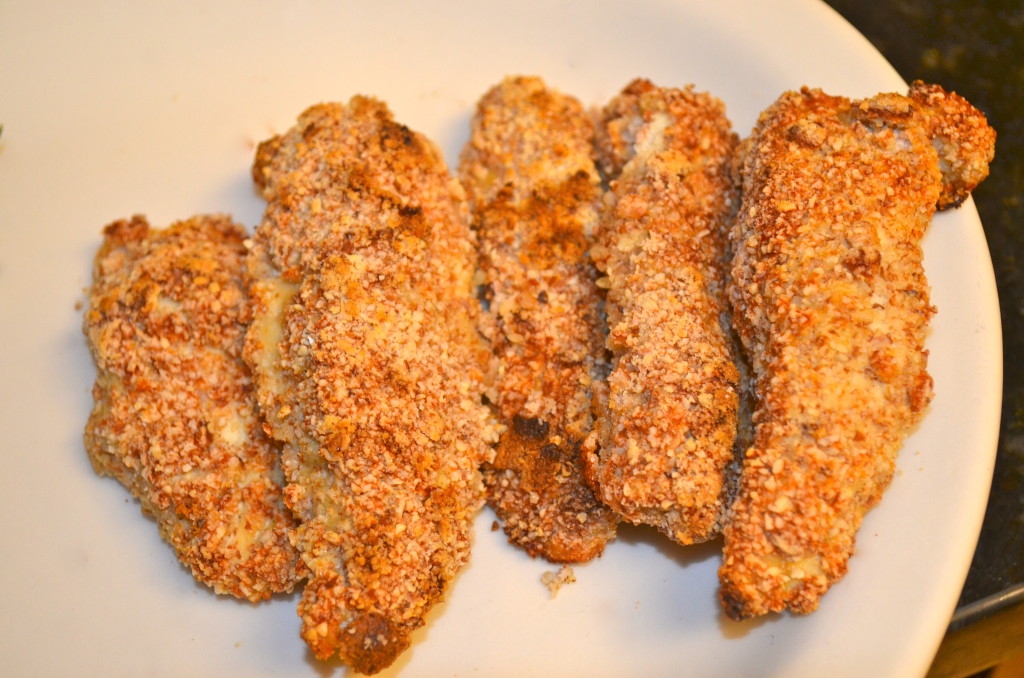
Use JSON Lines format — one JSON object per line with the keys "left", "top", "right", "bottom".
{"left": 458, "top": 75, "right": 618, "bottom": 563}
{"left": 720, "top": 84, "right": 995, "bottom": 620}
{"left": 907, "top": 80, "right": 996, "bottom": 209}
{"left": 583, "top": 79, "right": 742, "bottom": 545}
{"left": 82, "top": 214, "right": 304, "bottom": 602}
{"left": 245, "top": 98, "right": 497, "bottom": 673}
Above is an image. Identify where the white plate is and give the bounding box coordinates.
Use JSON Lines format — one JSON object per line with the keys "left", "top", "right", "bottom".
{"left": 0, "top": 1, "right": 1002, "bottom": 676}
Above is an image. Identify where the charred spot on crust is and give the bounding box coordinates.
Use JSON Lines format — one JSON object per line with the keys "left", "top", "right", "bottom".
{"left": 719, "top": 587, "right": 755, "bottom": 622}
{"left": 477, "top": 282, "right": 493, "bottom": 311}
{"left": 300, "top": 120, "right": 320, "bottom": 141}
{"left": 396, "top": 123, "right": 415, "bottom": 147}
{"left": 341, "top": 612, "right": 411, "bottom": 676}
{"left": 512, "top": 415, "right": 550, "bottom": 440}
{"left": 378, "top": 120, "right": 419, "bottom": 153}
{"left": 539, "top": 443, "right": 563, "bottom": 461}
{"left": 938, "top": 189, "right": 970, "bottom": 211}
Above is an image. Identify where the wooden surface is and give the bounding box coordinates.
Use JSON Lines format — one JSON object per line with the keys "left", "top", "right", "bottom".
{"left": 927, "top": 602, "right": 1024, "bottom": 677}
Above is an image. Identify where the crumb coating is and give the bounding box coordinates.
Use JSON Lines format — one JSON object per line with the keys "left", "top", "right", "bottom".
{"left": 458, "top": 75, "right": 618, "bottom": 563}
{"left": 720, "top": 84, "right": 995, "bottom": 620}
{"left": 83, "top": 214, "right": 304, "bottom": 602}
{"left": 245, "top": 97, "right": 498, "bottom": 674}
{"left": 584, "top": 79, "right": 742, "bottom": 545}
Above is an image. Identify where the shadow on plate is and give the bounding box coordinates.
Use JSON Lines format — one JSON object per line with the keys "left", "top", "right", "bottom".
{"left": 614, "top": 520, "right": 723, "bottom": 570}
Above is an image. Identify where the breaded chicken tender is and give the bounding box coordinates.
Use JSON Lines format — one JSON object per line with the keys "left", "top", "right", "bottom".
{"left": 720, "top": 82, "right": 995, "bottom": 620}
{"left": 244, "top": 98, "right": 497, "bottom": 674}
{"left": 83, "top": 214, "right": 304, "bottom": 602}
{"left": 583, "top": 79, "right": 743, "bottom": 545}
{"left": 458, "top": 75, "right": 618, "bottom": 563}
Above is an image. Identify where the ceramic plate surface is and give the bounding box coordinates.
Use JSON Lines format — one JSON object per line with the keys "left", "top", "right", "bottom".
{"left": 0, "top": 1, "right": 1001, "bottom": 676}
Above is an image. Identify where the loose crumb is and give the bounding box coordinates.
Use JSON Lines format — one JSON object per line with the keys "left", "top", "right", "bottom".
{"left": 541, "top": 565, "right": 576, "bottom": 598}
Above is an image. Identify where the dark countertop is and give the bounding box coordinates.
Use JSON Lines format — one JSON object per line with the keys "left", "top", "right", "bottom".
{"left": 824, "top": 0, "right": 1024, "bottom": 672}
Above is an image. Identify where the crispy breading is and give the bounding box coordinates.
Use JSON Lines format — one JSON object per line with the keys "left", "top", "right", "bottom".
{"left": 82, "top": 214, "right": 304, "bottom": 602}
{"left": 720, "top": 83, "right": 995, "bottom": 620}
{"left": 458, "top": 75, "right": 618, "bottom": 563}
{"left": 244, "top": 97, "right": 498, "bottom": 674}
{"left": 582, "top": 79, "right": 742, "bottom": 545}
